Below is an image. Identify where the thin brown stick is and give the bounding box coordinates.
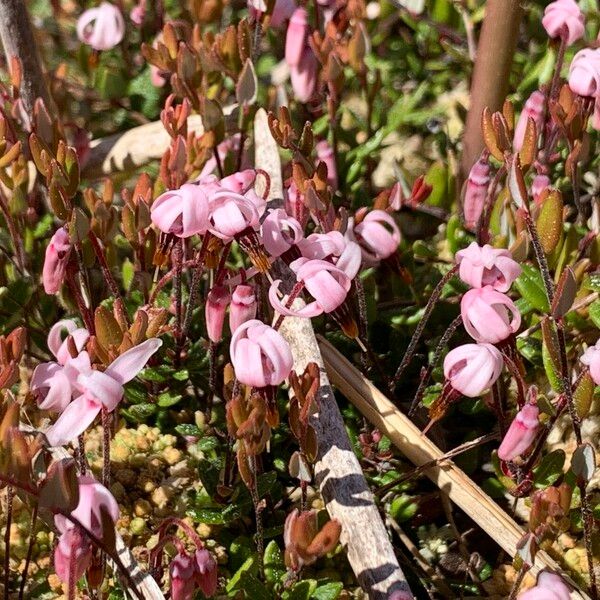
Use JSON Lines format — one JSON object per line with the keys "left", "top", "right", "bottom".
{"left": 459, "top": 0, "right": 522, "bottom": 182}
{"left": 0, "top": 0, "right": 57, "bottom": 117}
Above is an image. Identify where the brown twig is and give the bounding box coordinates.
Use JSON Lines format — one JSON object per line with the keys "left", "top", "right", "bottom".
{"left": 459, "top": 0, "right": 523, "bottom": 182}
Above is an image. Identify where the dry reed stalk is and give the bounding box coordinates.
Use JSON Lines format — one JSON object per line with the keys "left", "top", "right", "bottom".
{"left": 318, "top": 335, "right": 590, "bottom": 599}
{"left": 254, "top": 107, "right": 414, "bottom": 599}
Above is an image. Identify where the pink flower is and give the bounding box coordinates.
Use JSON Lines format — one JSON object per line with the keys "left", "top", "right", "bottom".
{"left": 285, "top": 8, "right": 309, "bottom": 67}
{"left": 229, "top": 285, "right": 257, "bottom": 333}
{"left": 208, "top": 191, "right": 261, "bottom": 241}
{"left": 170, "top": 552, "right": 197, "bottom": 600}
{"left": 169, "top": 548, "right": 218, "bottom": 600}
{"left": 76, "top": 2, "right": 125, "bottom": 51}
{"left": 461, "top": 286, "right": 521, "bottom": 344}
{"left": 497, "top": 403, "right": 540, "bottom": 461}
{"left": 518, "top": 571, "right": 571, "bottom": 600}
{"left": 230, "top": 320, "right": 293, "bottom": 388}
{"left": 55, "top": 475, "right": 119, "bottom": 538}
{"left": 513, "top": 91, "right": 545, "bottom": 152}
{"left": 43, "top": 228, "right": 72, "bottom": 295}
{"left": 532, "top": 174, "right": 550, "bottom": 204}
{"left": 353, "top": 210, "right": 401, "bottom": 264}
{"left": 455, "top": 242, "right": 521, "bottom": 293}
{"left": 206, "top": 286, "right": 230, "bottom": 343}
{"left": 463, "top": 157, "right": 490, "bottom": 230}
{"left": 151, "top": 184, "right": 210, "bottom": 238}
{"left": 269, "top": 258, "right": 351, "bottom": 318}
{"left": 261, "top": 208, "right": 304, "bottom": 258}
{"left": 443, "top": 343, "right": 503, "bottom": 397}
{"left": 298, "top": 231, "right": 346, "bottom": 260}
{"left": 568, "top": 48, "right": 600, "bottom": 97}
{"left": 53, "top": 528, "right": 92, "bottom": 586}
{"left": 542, "top": 0, "right": 585, "bottom": 46}
{"left": 315, "top": 140, "right": 338, "bottom": 190}
{"left": 31, "top": 320, "right": 89, "bottom": 412}
{"left": 581, "top": 338, "right": 600, "bottom": 384}
{"left": 54, "top": 475, "right": 119, "bottom": 586}
{"left": 290, "top": 47, "right": 319, "bottom": 103}
{"left": 45, "top": 338, "right": 162, "bottom": 446}
{"left": 194, "top": 548, "right": 218, "bottom": 597}
{"left": 130, "top": 0, "right": 145, "bottom": 25}
{"left": 220, "top": 170, "right": 257, "bottom": 195}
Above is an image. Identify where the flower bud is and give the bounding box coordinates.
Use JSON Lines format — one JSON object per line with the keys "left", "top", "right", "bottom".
{"left": 443, "top": 343, "right": 504, "bottom": 398}
{"left": 43, "top": 229, "right": 73, "bottom": 295}
{"left": 568, "top": 48, "right": 600, "bottom": 97}
{"left": 542, "top": 0, "right": 585, "bottom": 46}
{"left": 205, "top": 286, "right": 231, "bottom": 343}
{"left": 169, "top": 552, "right": 196, "bottom": 600}
{"left": 460, "top": 286, "right": 521, "bottom": 344}
{"left": 497, "top": 404, "right": 539, "bottom": 461}
{"left": 513, "top": 91, "right": 544, "bottom": 152}
{"left": 290, "top": 47, "right": 318, "bottom": 103}
{"left": 194, "top": 548, "right": 218, "bottom": 597}
{"left": 463, "top": 158, "right": 490, "bottom": 230}
{"left": 229, "top": 285, "right": 257, "bottom": 333}
{"left": 531, "top": 174, "right": 550, "bottom": 204}
{"left": 77, "top": 2, "right": 125, "bottom": 51}
{"left": 518, "top": 570, "right": 571, "bottom": 600}
{"left": 455, "top": 242, "right": 521, "bottom": 293}
{"left": 285, "top": 8, "right": 309, "bottom": 67}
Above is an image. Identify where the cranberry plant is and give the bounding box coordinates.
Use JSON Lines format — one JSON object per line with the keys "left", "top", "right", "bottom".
{"left": 0, "top": 0, "right": 600, "bottom": 599}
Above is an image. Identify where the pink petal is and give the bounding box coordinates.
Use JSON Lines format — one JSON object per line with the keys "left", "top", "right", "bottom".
{"left": 268, "top": 280, "right": 323, "bottom": 318}
{"left": 105, "top": 338, "right": 162, "bottom": 385}
{"left": 46, "top": 396, "right": 102, "bottom": 446}
{"left": 77, "top": 370, "right": 124, "bottom": 412}
{"left": 48, "top": 320, "right": 79, "bottom": 360}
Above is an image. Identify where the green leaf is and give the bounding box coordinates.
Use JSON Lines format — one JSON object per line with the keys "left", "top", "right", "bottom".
{"left": 127, "top": 68, "right": 162, "bottom": 118}
{"left": 574, "top": 372, "right": 595, "bottom": 419}
{"left": 311, "top": 582, "right": 343, "bottom": 600}
{"left": 196, "top": 436, "right": 219, "bottom": 452}
{"left": 533, "top": 450, "right": 565, "bottom": 489}
{"left": 157, "top": 391, "right": 183, "bottom": 407}
{"left": 120, "top": 403, "right": 157, "bottom": 423}
{"left": 515, "top": 264, "right": 550, "bottom": 312}
{"left": 584, "top": 272, "right": 600, "bottom": 292}
{"left": 94, "top": 66, "right": 127, "bottom": 100}
{"left": 589, "top": 300, "right": 600, "bottom": 329}
{"left": 283, "top": 580, "right": 318, "bottom": 600}
{"left": 226, "top": 557, "right": 259, "bottom": 593}
{"left": 388, "top": 494, "right": 418, "bottom": 523}
{"left": 187, "top": 506, "right": 237, "bottom": 525}
{"left": 264, "top": 540, "right": 286, "bottom": 584}
{"left": 175, "top": 424, "right": 202, "bottom": 438}
{"left": 196, "top": 457, "right": 222, "bottom": 497}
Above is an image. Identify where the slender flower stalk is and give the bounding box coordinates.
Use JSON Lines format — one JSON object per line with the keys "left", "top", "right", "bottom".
{"left": 393, "top": 265, "right": 458, "bottom": 387}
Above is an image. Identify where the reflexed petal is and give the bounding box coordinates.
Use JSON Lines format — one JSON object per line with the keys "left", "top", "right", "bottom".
{"left": 105, "top": 338, "right": 162, "bottom": 385}
{"left": 78, "top": 370, "right": 124, "bottom": 412}
{"left": 268, "top": 280, "right": 323, "bottom": 318}
{"left": 46, "top": 396, "right": 102, "bottom": 446}
{"left": 48, "top": 320, "right": 79, "bottom": 360}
